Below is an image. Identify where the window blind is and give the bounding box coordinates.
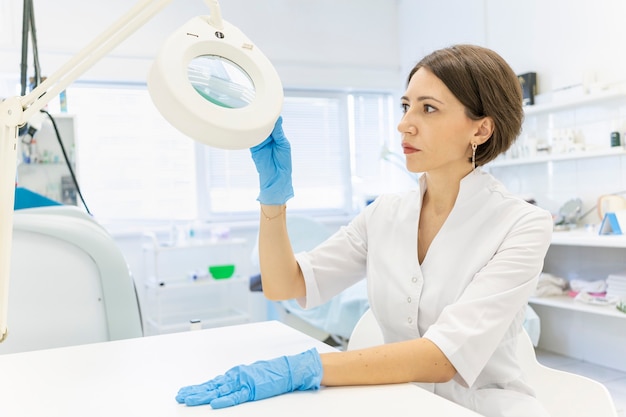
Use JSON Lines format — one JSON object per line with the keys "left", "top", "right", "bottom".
{"left": 65, "top": 83, "right": 395, "bottom": 222}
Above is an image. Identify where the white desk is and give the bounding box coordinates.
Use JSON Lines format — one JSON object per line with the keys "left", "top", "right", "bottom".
{"left": 0, "top": 321, "right": 481, "bottom": 416}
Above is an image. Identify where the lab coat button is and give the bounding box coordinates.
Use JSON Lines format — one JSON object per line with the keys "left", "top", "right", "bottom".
{"left": 411, "top": 277, "right": 418, "bottom": 283}
{"left": 407, "top": 317, "right": 413, "bottom": 324}
{"left": 407, "top": 297, "right": 412, "bottom": 303}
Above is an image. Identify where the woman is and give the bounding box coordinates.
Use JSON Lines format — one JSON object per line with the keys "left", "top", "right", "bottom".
{"left": 176, "top": 44, "right": 553, "bottom": 417}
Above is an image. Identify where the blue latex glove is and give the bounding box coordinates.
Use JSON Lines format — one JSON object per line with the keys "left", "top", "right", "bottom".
{"left": 175, "top": 348, "right": 322, "bottom": 409}
{"left": 250, "top": 116, "right": 294, "bottom": 205}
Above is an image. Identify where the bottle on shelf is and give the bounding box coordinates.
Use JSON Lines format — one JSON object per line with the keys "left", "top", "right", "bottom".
{"left": 610, "top": 121, "right": 622, "bottom": 147}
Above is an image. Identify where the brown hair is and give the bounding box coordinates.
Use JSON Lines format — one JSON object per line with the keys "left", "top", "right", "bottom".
{"left": 408, "top": 44, "right": 523, "bottom": 166}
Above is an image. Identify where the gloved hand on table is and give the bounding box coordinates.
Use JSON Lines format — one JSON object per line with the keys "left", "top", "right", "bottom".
{"left": 175, "top": 348, "right": 323, "bottom": 409}
{"left": 250, "top": 116, "right": 294, "bottom": 205}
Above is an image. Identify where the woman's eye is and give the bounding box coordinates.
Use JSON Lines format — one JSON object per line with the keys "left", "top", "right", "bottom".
{"left": 424, "top": 104, "right": 436, "bottom": 113}
{"left": 401, "top": 103, "right": 409, "bottom": 113}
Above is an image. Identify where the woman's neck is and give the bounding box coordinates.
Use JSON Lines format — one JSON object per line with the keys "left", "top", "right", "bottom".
{"left": 421, "top": 166, "right": 471, "bottom": 214}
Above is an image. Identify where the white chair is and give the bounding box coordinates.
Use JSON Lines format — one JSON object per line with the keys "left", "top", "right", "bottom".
{"left": 515, "top": 324, "right": 618, "bottom": 417}
{"left": 348, "top": 309, "right": 619, "bottom": 417}
{"left": 347, "top": 308, "right": 383, "bottom": 351}
{"left": 1, "top": 206, "right": 143, "bottom": 354}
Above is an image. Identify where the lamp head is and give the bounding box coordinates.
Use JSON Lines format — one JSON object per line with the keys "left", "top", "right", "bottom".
{"left": 148, "top": 15, "right": 283, "bottom": 150}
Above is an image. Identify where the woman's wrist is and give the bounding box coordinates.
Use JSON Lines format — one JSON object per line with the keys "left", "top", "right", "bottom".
{"left": 260, "top": 204, "right": 286, "bottom": 221}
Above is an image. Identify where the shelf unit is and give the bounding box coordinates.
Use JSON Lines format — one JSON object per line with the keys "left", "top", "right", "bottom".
{"left": 529, "top": 230, "right": 626, "bottom": 372}
{"left": 488, "top": 89, "right": 626, "bottom": 168}
{"left": 529, "top": 295, "right": 624, "bottom": 320}
{"left": 487, "top": 89, "right": 626, "bottom": 372}
{"left": 142, "top": 235, "right": 251, "bottom": 335}
{"left": 16, "top": 113, "right": 78, "bottom": 204}
{"left": 524, "top": 89, "right": 626, "bottom": 116}
{"left": 550, "top": 229, "right": 626, "bottom": 248}
{"left": 144, "top": 276, "right": 250, "bottom": 335}
{"left": 536, "top": 230, "right": 626, "bottom": 315}
{"left": 489, "top": 146, "right": 626, "bottom": 167}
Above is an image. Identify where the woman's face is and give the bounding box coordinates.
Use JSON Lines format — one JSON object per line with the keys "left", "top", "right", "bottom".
{"left": 397, "top": 67, "right": 486, "bottom": 175}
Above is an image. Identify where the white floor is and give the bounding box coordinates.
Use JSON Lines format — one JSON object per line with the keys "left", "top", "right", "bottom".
{"left": 536, "top": 349, "right": 626, "bottom": 416}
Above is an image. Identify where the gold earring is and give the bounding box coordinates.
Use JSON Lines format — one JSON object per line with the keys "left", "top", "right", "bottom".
{"left": 471, "top": 143, "right": 478, "bottom": 170}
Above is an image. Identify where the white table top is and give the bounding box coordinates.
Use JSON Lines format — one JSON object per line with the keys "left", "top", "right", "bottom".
{"left": 0, "top": 321, "right": 481, "bottom": 416}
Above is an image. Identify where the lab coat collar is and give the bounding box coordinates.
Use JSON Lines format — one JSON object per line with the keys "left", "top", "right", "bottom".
{"left": 418, "top": 168, "right": 488, "bottom": 203}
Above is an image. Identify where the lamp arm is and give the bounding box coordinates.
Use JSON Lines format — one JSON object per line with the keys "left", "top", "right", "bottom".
{"left": 22, "top": 0, "right": 174, "bottom": 122}
{"left": 0, "top": 0, "right": 179, "bottom": 343}
{"left": 205, "top": 0, "right": 224, "bottom": 30}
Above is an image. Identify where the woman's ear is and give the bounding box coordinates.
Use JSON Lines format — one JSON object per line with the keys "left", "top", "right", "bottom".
{"left": 474, "top": 117, "right": 494, "bottom": 145}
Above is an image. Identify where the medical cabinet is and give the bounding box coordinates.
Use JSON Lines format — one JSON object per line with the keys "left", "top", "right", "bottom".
{"left": 142, "top": 234, "right": 251, "bottom": 335}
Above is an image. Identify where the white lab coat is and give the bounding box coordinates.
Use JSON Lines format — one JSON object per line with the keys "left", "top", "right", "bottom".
{"left": 296, "top": 169, "right": 553, "bottom": 417}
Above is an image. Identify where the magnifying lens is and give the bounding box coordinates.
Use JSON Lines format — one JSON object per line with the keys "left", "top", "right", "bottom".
{"left": 148, "top": 6, "right": 283, "bottom": 150}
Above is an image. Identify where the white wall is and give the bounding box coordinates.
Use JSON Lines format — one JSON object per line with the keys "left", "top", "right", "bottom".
{"left": 396, "top": 0, "right": 487, "bottom": 84}
{"left": 397, "top": 0, "right": 626, "bottom": 93}
{"left": 0, "top": 0, "right": 401, "bottom": 93}
{"left": 486, "top": 0, "right": 626, "bottom": 94}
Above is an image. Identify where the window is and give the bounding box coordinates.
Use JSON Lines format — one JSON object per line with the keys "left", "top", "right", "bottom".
{"left": 68, "top": 84, "right": 198, "bottom": 221}
{"left": 65, "top": 83, "right": 395, "bottom": 223}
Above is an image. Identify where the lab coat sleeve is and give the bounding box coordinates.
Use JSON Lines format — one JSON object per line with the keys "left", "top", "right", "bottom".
{"left": 294, "top": 204, "right": 373, "bottom": 309}
{"left": 422, "top": 208, "right": 553, "bottom": 388}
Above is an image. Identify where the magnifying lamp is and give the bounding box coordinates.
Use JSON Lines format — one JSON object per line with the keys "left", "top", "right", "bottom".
{"left": 0, "top": 0, "right": 283, "bottom": 343}
{"left": 148, "top": 12, "right": 283, "bottom": 149}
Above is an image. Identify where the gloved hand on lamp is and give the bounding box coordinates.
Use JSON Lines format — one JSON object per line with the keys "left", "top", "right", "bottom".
{"left": 250, "top": 116, "right": 294, "bottom": 205}
{"left": 175, "top": 348, "right": 323, "bottom": 409}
